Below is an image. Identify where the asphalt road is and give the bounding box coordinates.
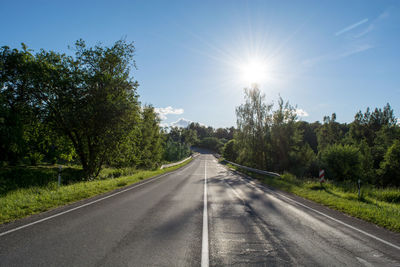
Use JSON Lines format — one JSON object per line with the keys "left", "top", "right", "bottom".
{"left": 1, "top": 152, "right": 400, "bottom": 266}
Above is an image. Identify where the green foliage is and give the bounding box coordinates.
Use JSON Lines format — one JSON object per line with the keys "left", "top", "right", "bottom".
{"left": 379, "top": 140, "right": 400, "bottom": 186}
{"left": 138, "top": 105, "right": 163, "bottom": 169}
{"left": 316, "top": 113, "right": 347, "bottom": 151}
{"left": 231, "top": 88, "right": 400, "bottom": 187}
{"left": 235, "top": 87, "right": 272, "bottom": 168}
{"left": 358, "top": 139, "right": 375, "bottom": 183}
{"left": 222, "top": 139, "right": 238, "bottom": 162}
{"left": 270, "top": 97, "right": 303, "bottom": 172}
{"left": 197, "top": 137, "right": 224, "bottom": 152}
{"left": 296, "top": 121, "right": 319, "bottom": 153}
{"left": 162, "top": 126, "right": 191, "bottom": 162}
{"left": 0, "top": 40, "right": 164, "bottom": 179}
{"left": 182, "top": 129, "right": 198, "bottom": 146}
{"left": 290, "top": 143, "right": 317, "bottom": 177}
{"left": 321, "top": 144, "right": 362, "bottom": 181}
{"left": 350, "top": 104, "right": 397, "bottom": 146}
{"left": 163, "top": 140, "right": 190, "bottom": 162}
{"left": 234, "top": 87, "right": 309, "bottom": 174}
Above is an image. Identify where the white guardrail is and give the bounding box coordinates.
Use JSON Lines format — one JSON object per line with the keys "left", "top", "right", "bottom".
{"left": 222, "top": 158, "right": 281, "bottom": 177}
{"left": 160, "top": 153, "right": 199, "bottom": 169}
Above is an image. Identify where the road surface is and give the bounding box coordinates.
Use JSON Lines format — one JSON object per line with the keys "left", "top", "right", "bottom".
{"left": 1, "top": 152, "right": 400, "bottom": 266}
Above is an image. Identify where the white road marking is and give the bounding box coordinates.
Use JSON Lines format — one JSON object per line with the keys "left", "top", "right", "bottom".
{"left": 230, "top": 169, "right": 400, "bottom": 251}
{"left": 224, "top": 179, "right": 245, "bottom": 204}
{"left": 356, "top": 257, "right": 374, "bottom": 267}
{"left": 0, "top": 165, "right": 191, "bottom": 238}
{"left": 201, "top": 159, "right": 209, "bottom": 267}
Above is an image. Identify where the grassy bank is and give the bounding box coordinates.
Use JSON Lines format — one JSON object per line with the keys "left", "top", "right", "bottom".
{"left": 0, "top": 158, "right": 192, "bottom": 225}
{"left": 225, "top": 162, "right": 400, "bottom": 233}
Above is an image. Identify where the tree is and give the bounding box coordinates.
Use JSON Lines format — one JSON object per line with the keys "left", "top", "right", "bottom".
{"left": 269, "top": 97, "right": 303, "bottom": 172}
{"left": 235, "top": 86, "right": 272, "bottom": 169}
{"left": 379, "top": 140, "right": 400, "bottom": 186}
{"left": 182, "top": 129, "right": 198, "bottom": 147}
{"left": 0, "top": 45, "right": 36, "bottom": 164}
{"left": 350, "top": 104, "right": 397, "bottom": 146}
{"left": 223, "top": 139, "right": 238, "bottom": 162}
{"left": 138, "top": 105, "right": 163, "bottom": 169}
{"left": 321, "top": 144, "right": 362, "bottom": 181}
{"left": 316, "top": 113, "right": 346, "bottom": 151}
{"left": 296, "top": 121, "right": 319, "bottom": 153}
{"left": 1, "top": 40, "right": 141, "bottom": 179}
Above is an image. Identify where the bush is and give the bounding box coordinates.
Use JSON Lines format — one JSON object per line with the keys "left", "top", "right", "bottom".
{"left": 379, "top": 140, "right": 400, "bottom": 186}
{"left": 222, "top": 139, "right": 238, "bottom": 162}
{"left": 321, "top": 144, "right": 362, "bottom": 181}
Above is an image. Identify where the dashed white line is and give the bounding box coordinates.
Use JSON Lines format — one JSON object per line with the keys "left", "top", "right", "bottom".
{"left": 201, "top": 159, "right": 209, "bottom": 267}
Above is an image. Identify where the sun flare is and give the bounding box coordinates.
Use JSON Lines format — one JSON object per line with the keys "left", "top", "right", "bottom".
{"left": 239, "top": 58, "right": 269, "bottom": 85}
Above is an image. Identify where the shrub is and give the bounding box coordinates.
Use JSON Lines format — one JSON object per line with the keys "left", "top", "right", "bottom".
{"left": 321, "top": 144, "right": 362, "bottom": 181}
{"left": 222, "top": 139, "right": 238, "bottom": 162}
{"left": 379, "top": 140, "right": 400, "bottom": 186}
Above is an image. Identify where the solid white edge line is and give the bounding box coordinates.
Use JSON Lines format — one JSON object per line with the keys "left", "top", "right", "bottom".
{"left": 0, "top": 165, "right": 189, "bottom": 238}
{"left": 235, "top": 171, "right": 400, "bottom": 251}
{"left": 201, "top": 159, "right": 209, "bottom": 267}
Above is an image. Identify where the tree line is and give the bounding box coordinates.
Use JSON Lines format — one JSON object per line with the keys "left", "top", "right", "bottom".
{"left": 0, "top": 40, "right": 166, "bottom": 179}
{"left": 3, "top": 41, "right": 398, "bottom": 186}
{"left": 222, "top": 87, "right": 400, "bottom": 187}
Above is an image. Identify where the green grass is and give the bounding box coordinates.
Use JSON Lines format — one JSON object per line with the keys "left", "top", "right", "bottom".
{"left": 0, "top": 158, "right": 192, "bottom": 225}
{"left": 225, "top": 162, "right": 400, "bottom": 233}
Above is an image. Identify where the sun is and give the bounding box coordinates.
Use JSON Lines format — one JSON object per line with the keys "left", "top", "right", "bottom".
{"left": 239, "top": 58, "right": 269, "bottom": 86}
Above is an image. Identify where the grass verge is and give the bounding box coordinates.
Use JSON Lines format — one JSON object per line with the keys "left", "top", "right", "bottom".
{"left": 0, "top": 158, "right": 192, "bottom": 225}
{"left": 225, "top": 162, "right": 400, "bottom": 233}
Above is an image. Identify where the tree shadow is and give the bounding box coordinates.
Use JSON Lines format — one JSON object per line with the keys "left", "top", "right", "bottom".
{"left": 0, "top": 165, "right": 84, "bottom": 195}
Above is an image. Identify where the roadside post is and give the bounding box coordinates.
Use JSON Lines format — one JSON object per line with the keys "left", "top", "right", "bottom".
{"left": 319, "top": 169, "right": 325, "bottom": 188}
{"left": 58, "top": 165, "right": 62, "bottom": 186}
{"left": 358, "top": 179, "right": 361, "bottom": 199}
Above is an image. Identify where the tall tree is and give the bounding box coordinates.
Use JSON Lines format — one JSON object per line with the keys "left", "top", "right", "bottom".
{"left": 1, "top": 40, "right": 141, "bottom": 178}
{"left": 269, "top": 97, "right": 303, "bottom": 172}
{"left": 235, "top": 87, "right": 272, "bottom": 169}
{"left": 138, "top": 105, "right": 163, "bottom": 169}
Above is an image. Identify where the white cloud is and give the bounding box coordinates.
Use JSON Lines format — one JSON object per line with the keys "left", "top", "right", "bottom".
{"left": 171, "top": 118, "right": 192, "bottom": 128}
{"left": 154, "top": 106, "right": 184, "bottom": 120}
{"left": 303, "top": 44, "right": 374, "bottom": 67}
{"left": 339, "top": 44, "right": 374, "bottom": 58}
{"left": 335, "top": 18, "right": 369, "bottom": 36}
{"left": 295, "top": 108, "right": 309, "bottom": 117}
{"left": 354, "top": 11, "right": 389, "bottom": 38}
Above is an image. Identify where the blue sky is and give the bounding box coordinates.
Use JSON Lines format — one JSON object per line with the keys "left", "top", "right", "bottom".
{"left": 2, "top": 0, "right": 400, "bottom": 128}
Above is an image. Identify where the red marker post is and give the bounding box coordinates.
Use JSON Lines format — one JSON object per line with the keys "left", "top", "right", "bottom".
{"left": 319, "top": 169, "right": 325, "bottom": 187}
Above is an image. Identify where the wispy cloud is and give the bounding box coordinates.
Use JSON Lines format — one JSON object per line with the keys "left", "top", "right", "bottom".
{"left": 154, "top": 106, "right": 184, "bottom": 120}
{"left": 303, "top": 44, "right": 374, "bottom": 67}
{"left": 354, "top": 11, "right": 389, "bottom": 38}
{"left": 335, "top": 18, "right": 369, "bottom": 36}
{"left": 339, "top": 44, "right": 374, "bottom": 58}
